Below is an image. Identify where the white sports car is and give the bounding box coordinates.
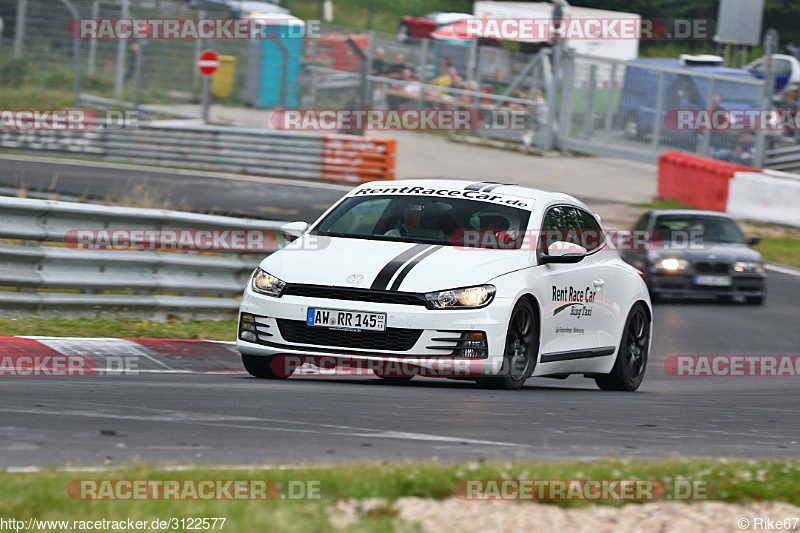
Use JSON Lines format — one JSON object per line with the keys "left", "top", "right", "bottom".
{"left": 237, "top": 180, "right": 652, "bottom": 390}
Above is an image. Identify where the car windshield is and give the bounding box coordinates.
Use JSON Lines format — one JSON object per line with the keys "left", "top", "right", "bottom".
{"left": 653, "top": 215, "right": 746, "bottom": 244}
{"left": 312, "top": 195, "right": 531, "bottom": 248}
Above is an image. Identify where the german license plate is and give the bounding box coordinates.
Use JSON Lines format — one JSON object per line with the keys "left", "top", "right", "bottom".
{"left": 307, "top": 308, "right": 386, "bottom": 332}
{"left": 693, "top": 275, "right": 732, "bottom": 287}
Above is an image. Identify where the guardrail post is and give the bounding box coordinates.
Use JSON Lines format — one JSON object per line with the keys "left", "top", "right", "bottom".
{"left": 13, "top": 0, "right": 27, "bottom": 58}
{"left": 114, "top": 0, "right": 129, "bottom": 101}
{"left": 650, "top": 72, "right": 666, "bottom": 151}
{"left": 584, "top": 64, "right": 596, "bottom": 139}
{"left": 602, "top": 63, "right": 616, "bottom": 142}
{"left": 698, "top": 78, "right": 714, "bottom": 157}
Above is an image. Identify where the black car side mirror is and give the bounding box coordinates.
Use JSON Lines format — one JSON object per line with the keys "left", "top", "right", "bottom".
{"left": 748, "top": 236, "right": 761, "bottom": 246}
{"left": 538, "top": 241, "right": 588, "bottom": 265}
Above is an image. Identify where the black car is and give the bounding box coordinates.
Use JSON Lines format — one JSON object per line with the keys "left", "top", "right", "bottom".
{"left": 621, "top": 210, "right": 766, "bottom": 304}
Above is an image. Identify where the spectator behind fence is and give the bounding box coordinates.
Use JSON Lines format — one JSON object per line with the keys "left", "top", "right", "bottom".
{"left": 387, "top": 52, "right": 409, "bottom": 79}
{"left": 371, "top": 47, "right": 387, "bottom": 76}
{"left": 709, "top": 94, "right": 731, "bottom": 156}
{"left": 457, "top": 80, "right": 479, "bottom": 106}
{"left": 777, "top": 83, "right": 799, "bottom": 141}
{"left": 715, "top": 132, "right": 755, "bottom": 166}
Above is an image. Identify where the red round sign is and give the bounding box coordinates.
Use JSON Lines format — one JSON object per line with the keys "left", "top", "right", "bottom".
{"left": 197, "top": 50, "right": 220, "bottom": 77}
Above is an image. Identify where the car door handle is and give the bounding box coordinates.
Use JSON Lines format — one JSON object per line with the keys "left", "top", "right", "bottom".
{"left": 593, "top": 279, "right": 605, "bottom": 288}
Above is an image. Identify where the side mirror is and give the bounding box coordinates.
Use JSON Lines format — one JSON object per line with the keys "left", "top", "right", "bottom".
{"left": 280, "top": 221, "right": 309, "bottom": 243}
{"left": 539, "top": 241, "right": 588, "bottom": 265}
{"left": 748, "top": 236, "right": 761, "bottom": 246}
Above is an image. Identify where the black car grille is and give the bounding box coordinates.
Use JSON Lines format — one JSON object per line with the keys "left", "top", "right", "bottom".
{"left": 282, "top": 284, "right": 427, "bottom": 306}
{"left": 276, "top": 319, "right": 422, "bottom": 351}
{"left": 695, "top": 262, "right": 730, "bottom": 274}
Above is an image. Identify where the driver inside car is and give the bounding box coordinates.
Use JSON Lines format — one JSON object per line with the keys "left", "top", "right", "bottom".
{"left": 384, "top": 203, "right": 425, "bottom": 237}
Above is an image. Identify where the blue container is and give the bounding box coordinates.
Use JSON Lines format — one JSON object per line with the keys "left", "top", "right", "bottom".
{"left": 246, "top": 23, "right": 304, "bottom": 108}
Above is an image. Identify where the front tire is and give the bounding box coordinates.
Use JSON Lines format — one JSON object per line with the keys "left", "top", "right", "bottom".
{"left": 479, "top": 299, "right": 538, "bottom": 390}
{"left": 745, "top": 295, "right": 764, "bottom": 305}
{"left": 241, "top": 354, "right": 292, "bottom": 379}
{"left": 595, "top": 303, "right": 649, "bottom": 391}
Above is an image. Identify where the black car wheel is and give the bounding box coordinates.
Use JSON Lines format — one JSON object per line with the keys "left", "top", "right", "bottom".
{"left": 479, "top": 299, "right": 538, "bottom": 390}
{"left": 595, "top": 303, "right": 649, "bottom": 391}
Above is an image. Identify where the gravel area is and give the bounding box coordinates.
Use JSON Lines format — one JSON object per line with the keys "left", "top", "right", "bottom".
{"left": 331, "top": 498, "right": 800, "bottom": 532}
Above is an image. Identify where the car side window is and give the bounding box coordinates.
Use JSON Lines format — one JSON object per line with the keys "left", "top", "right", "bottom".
{"left": 575, "top": 208, "right": 605, "bottom": 252}
{"left": 633, "top": 213, "right": 651, "bottom": 230}
{"left": 541, "top": 205, "right": 582, "bottom": 250}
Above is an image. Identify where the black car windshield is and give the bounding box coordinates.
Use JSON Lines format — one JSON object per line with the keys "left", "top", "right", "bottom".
{"left": 312, "top": 195, "right": 531, "bottom": 248}
{"left": 653, "top": 215, "right": 746, "bottom": 244}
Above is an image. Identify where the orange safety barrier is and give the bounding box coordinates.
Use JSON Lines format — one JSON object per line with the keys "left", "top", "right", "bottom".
{"left": 321, "top": 134, "right": 397, "bottom": 183}
{"left": 308, "top": 34, "right": 369, "bottom": 72}
{"left": 657, "top": 152, "right": 759, "bottom": 212}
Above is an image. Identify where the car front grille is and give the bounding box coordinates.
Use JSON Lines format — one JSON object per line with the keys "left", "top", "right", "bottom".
{"left": 695, "top": 262, "right": 730, "bottom": 274}
{"left": 282, "top": 284, "right": 427, "bottom": 306}
{"left": 276, "top": 319, "right": 423, "bottom": 351}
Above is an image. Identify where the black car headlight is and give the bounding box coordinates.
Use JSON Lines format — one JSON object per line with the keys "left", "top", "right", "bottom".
{"left": 733, "top": 261, "right": 763, "bottom": 273}
{"left": 251, "top": 268, "right": 287, "bottom": 297}
{"left": 424, "top": 285, "right": 496, "bottom": 309}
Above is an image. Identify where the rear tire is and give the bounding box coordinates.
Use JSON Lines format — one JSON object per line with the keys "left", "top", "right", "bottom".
{"left": 241, "top": 354, "right": 292, "bottom": 379}
{"left": 595, "top": 303, "right": 649, "bottom": 391}
{"left": 479, "top": 299, "right": 538, "bottom": 390}
{"left": 745, "top": 295, "right": 764, "bottom": 305}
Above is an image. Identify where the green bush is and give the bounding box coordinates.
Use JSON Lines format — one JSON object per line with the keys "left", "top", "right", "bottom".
{"left": 0, "top": 57, "right": 28, "bottom": 87}
{"left": 43, "top": 68, "right": 73, "bottom": 89}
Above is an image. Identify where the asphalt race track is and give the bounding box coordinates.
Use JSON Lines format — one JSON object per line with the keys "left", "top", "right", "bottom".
{"left": 0, "top": 270, "right": 798, "bottom": 468}
{"left": 0, "top": 155, "right": 350, "bottom": 221}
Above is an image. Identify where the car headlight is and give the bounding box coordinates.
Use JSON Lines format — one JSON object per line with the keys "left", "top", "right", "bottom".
{"left": 655, "top": 258, "right": 690, "bottom": 271}
{"left": 424, "top": 285, "right": 496, "bottom": 309}
{"left": 251, "top": 268, "right": 287, "bottom": 297}
{"left": 733, "top": 261, "right": 763, "bottom": 273}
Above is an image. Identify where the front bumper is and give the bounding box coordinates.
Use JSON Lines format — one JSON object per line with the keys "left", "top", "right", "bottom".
{"left": 236, "top": 287, "right": 512, "bottom": 375}
{"left": 647, "top": 271, "right": 765, "bottom": 298}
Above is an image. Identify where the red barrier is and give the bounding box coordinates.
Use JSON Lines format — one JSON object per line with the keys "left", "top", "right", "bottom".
{"left": 657, "top": 152, "right": 758, "bottom": 211}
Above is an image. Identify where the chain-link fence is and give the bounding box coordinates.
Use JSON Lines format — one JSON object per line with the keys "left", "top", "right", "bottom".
{"left": 0, "top": 0, "right": 788, "bottom": 169}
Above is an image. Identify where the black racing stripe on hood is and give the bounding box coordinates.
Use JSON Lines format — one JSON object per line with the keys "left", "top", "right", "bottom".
{"left": 370, "top": 243, "right": 433, "bottom": 290}
{"left": 465, "top": 182, "right": 491, "bottom": 191}
{"left": 388, "top": 245, "right": 443, "bottom": 291}
{"left": 481, "top": 183, "right": 505, "bottom": 192}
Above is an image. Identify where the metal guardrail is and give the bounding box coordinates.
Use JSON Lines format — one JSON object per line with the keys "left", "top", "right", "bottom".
{"left": 0, "top": 196, "right": 282, "bottom": 316}
{"left": 765, "top": 144, "right": 800, "bottom": 173}
{"left": 0, "top": 124, "right": 397, "bottom": 183}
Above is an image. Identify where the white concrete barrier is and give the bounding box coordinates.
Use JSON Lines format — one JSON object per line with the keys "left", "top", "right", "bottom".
{"left": 726, "top": 170, "right": 800, "bottom": 227}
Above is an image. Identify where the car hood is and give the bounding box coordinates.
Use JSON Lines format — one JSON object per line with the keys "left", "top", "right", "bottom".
{"left": 260, "top": 235, "right": 530, "bottom": 293}
{"left": 649, "top": 242, "right": 762, "bottom": 263}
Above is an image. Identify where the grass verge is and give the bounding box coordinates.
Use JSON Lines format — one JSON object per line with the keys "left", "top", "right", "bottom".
{"left": 1, "top": 459, "right": 799, "bottom": 532}
{"left": 0, "top": 318, "right": 237, "bottom": 341}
